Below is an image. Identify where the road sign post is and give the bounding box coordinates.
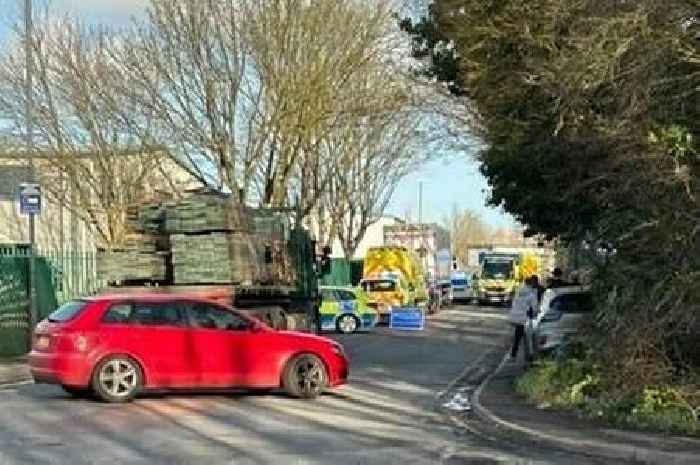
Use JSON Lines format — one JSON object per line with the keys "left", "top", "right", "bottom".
{"left": 18, "top": 183, "right": 40, "bottom": 350}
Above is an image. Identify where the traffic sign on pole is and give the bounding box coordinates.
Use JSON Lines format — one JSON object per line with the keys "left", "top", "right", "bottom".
{"left": 19, "top": 182, "right": 41, "bottom": 215}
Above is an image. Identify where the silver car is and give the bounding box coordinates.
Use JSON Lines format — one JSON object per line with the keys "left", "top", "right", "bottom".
{"left": 527, "top": 286, "right": 593, "bottom": 357}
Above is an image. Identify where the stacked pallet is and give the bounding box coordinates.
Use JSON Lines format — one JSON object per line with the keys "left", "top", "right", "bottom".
{"left": 251, "top": 212, "right": 288, "bottom": 241}
{"left": 126, "top": 203, "right": 166, "bottom": 234}
{"left": 164, "top": 193, "right": 250, "bottom": 234}
{"left": 171, "top": 232, "right": 260, "bottom": 284}
{"left": 103, "top": 190, "right": 300, "bottom": 286}
{"left": 97, "top": 233, "right": 168, "bottom": 283}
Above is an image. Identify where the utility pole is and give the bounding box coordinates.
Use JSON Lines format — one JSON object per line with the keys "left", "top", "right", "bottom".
{"left": 418, "top": 181, "right": 423, "bottom": 225}
{"left": 417, "top": 181, "right": 428, "bottom": 275}
{"left": 25, "top": 0, "right": 37, "bottom": 348}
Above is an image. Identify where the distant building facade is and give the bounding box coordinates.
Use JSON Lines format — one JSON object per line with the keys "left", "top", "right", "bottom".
{"left": 0, "top": 154, "right": 197, "bottom": 253}
{"left": 328, "top": 216, "right": 405, "bottom": 259}
{"left": 383, "top": 223, "right": 451, "bottom": 280}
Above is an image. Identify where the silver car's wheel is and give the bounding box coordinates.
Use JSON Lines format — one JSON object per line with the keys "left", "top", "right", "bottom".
{"left": 336, "top": 314, "right": 359, "bottom": 334}
{"left": 92, "top": 356, "right": 142, "bottom": 403}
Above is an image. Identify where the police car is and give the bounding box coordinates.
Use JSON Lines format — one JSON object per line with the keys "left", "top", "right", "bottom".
{"left": 319, "top": 286, "right": 379, "bottom": 334}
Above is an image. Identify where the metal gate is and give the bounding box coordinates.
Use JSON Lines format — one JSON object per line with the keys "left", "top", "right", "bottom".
{"left": 0, "top": 246, "right": 58, "bottom": 356}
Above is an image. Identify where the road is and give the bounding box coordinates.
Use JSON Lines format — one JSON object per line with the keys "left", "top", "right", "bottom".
{"left": 0, "top": 306, "right": 611, "bottom": 465}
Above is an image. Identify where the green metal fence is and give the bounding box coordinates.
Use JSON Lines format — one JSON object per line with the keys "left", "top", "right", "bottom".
{"left": 0, "top": 246, "right": 102, "bottom": 356}
{"left": 40, "top": 249, "right": 102, "bottom": 305}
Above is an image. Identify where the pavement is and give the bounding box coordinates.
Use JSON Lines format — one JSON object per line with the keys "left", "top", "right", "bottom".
{"left": 0, "top": 307, "right": 696, "bottom": 464}
{"left": 0, "top": 357, "right": 30, "bottom": 387}
{"left": 465, "top": 355, "right": 700, "bottom": 465}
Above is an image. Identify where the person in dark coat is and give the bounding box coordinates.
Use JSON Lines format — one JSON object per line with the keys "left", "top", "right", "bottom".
{"left": 547, "top": 267, "right": 570, "bottom": 289}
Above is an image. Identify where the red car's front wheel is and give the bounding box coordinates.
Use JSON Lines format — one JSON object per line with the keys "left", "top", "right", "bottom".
{"left": 282, "top": 354, "right": 327, "bottom": 399}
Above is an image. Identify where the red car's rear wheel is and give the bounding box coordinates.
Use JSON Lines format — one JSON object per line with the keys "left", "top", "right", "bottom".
{"left": 91, "top": 356, "right": 143, "bottom": 403}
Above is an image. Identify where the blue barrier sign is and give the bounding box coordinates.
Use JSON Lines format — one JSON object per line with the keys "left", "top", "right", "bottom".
{"left": 19, "top": 183, "right": 41, "bottom": 216}
{"left": 389, "top": 307, "right": 425, "bottom": 331}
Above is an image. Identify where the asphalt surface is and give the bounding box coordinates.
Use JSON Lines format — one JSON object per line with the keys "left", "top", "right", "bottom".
{"left": 0, "top": 306, "right": 614, "bottom": 465}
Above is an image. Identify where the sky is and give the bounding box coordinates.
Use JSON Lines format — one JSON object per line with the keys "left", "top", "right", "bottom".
{"left": 0, "top": 0, "right": 516, "bottom": 229}
{"left": 387, "top": 155, "right": 514, "bottom": 228}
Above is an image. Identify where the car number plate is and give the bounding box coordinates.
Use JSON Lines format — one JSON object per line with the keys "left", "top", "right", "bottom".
{"left": 35, "top": 335, "right": 50, "bottom": 350}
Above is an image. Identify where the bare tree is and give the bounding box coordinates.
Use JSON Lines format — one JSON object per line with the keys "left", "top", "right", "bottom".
{"left": 0, "top": 18, "right": 182, "bottom": 249}
{"left": 326, "top": 112, "right": 424, "bottom": 259}
{"left": 110, "top": 0, "right": 407, "bottom": 218}
{"left": 442, "top": 206, "right": 493, "bottom": 266}
{"left": 241, "top": 0, "right": 409, "bottom": 211}
{"left": 110, "top": 0, "right": 253, "bottom": 199}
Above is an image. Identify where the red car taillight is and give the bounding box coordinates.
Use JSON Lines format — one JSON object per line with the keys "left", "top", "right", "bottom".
{"left": 38, "top": 332, "right": 94, "bottom": 353}
{"left": 33, "top": 334, "right": 52, "bottom": 351}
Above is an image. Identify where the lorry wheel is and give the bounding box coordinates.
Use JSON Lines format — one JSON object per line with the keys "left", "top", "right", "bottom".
{"left": 270, "top": 308, "right": 288, "bottom": 330}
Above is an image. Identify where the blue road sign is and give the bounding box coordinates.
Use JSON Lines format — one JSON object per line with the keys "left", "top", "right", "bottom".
{"left": 19, "top": 183, "right": 41, "bottom": 215}
{"left": 389, "top": 307, "right": 425, "bottom": 331}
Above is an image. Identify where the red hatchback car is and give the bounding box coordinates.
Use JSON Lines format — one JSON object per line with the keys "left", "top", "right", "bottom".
{"left": 29, "top": 295, "right": 349, "bottom": 402}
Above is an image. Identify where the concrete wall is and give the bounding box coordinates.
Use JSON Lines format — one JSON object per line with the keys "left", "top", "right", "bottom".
{"left": 0, "top": 197, "right": 92, "bottom": 253}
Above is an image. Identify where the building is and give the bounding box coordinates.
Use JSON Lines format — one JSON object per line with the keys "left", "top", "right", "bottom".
{"left": 383, "top": 223, "right": 451, "bottom": 280}
{"left": 0, "top": 152, "right": 197, "bottom": 252}
{"left": 328, "top": 216, "right": 405, "bottom": 259}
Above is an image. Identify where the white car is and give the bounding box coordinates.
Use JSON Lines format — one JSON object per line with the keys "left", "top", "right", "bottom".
{"left": 526, "top": 286, "right": 593, "bottom": 357}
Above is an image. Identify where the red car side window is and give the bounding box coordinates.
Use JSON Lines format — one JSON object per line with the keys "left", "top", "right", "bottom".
{"left": 185, "top": 303, "right": 250, "bottom": 331}
{"left": 102, "top": 304, "right": 133, "bottom": 324}
{"left": 130, "top": 303, "right": 186, "bottom": 327}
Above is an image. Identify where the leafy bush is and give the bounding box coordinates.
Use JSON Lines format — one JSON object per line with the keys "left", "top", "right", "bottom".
{"left": 517, "top": 359, "right": 700, "bottom": 436}
{"left": 516, "top": 359, "right": 600, "bottom": 408}
{"left": 628, "top": 387, "right": 699, "bottom": 435}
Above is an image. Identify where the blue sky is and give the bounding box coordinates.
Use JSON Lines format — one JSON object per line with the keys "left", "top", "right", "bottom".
{"left": 0, "top": 0, "right": 515, "bottom": 228}
{"left": 388, "top": 155, "right": 514, "bottom": 227}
